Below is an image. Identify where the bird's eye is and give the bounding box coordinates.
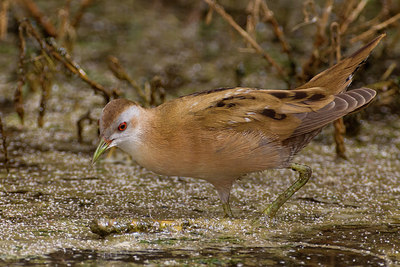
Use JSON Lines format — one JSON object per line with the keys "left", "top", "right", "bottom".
{"left": 118, "top": 122, "right": 127, "bottom": 131}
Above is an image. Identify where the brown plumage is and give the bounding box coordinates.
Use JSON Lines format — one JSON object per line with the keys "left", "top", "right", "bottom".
{"left": 93, "top": 34, "right": 384, "bottom": 218}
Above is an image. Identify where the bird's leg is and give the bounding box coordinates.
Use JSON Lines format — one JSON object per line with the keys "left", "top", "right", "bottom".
{"left": 222, "top": 202, "right": 233, "bottom": 218}
{"left": 263, "top": 163, "right": 312, "bottom": 218}
{"left": 215, "top": 183, "right": 234, "bottom": 218}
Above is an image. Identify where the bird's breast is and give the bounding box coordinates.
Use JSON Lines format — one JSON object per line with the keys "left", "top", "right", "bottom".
{"left": 132, "top": 127, "right": 285, "bottom": 180}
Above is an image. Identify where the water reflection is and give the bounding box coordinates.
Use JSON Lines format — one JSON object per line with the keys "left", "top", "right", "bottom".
{"left": 39, "top": 245, "right": 389, "bottom": 266}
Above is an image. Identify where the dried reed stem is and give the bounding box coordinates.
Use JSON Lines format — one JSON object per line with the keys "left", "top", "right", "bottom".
{"left": 108, "top": 56, "right": 147, "bottom": 103}
{"left": 203, "top": 0, "right": 287, "bottom": 81}
{"left": 303, "top": 0, "right": 316, "bottom": 23}
{"left": 350, "top": 1, "right": 391, "bottom": 34}
{"left": 19, "top": 0, "right": 58, "bottom": 37}
{"left": 58, "top": 0, "right": 71, "bottom": 43}
{"left": 0, "top": 0, "right": 9, "bottom": 40}
{"left": 18, "top": 20, "right": 113, "bottom": 102}
{"left": 259, "top": 1, "right": 295, "bottom": 76}
{"left": 300, "top": 0, "right": 334, "bottom": 83}
{"left": 245, "top": 6, "right": 256, "bottom": 47}
{"left": 330, "top": 22, "right": 347, "bottom": 159}
{"left": 15, "top": 21, "right": 27, "bottom": 124}
{"left": 316, "top": 0, "right": 333, "bottom": 45}
{"left": 252, "top": 0, "right": 261, "bottom": 26}
{"left": 380, "top": 62, "right": 396, "bottom": 81}
{"left": 77, "top": 110, "right": 96, "bottom": 143}
{"left": 38, "top": 65, "right": 51, "bottom": 128}
{"left": 205, "top": 7, "right": 213, "bottom": 25}
{"left": 350, "top": 12, "right": 400, "bottom": 44}
{"left": 245, "top": 0, "right": 260, "bottom": 46}
{"left": 260, "top": 1, "right": 291, "bottom": 55}
{"left": 71, "top": 0, "right": 94, "bottom": 28}
{"left": 330, "top": 22, "right": 341, "bottom": 64}
{"left": 291, "top": 1, "right": 317, "bottom": 32}
{"left": 339, "top": 0, "right": 367, "bottom": 34}
{"left": 333, "top": 117, "right": 347, "bottom": 159}
{"left": 149, "top": 76, "right": 165, "bottom": 106}
{"left": 339, "top": 0, "right": 356, "bottom": 21}
{"left": 47, "top": 38, "right": 113, "bottom": 102}
{"left": 0, "top": 116, "right": 9, "bottom": 173}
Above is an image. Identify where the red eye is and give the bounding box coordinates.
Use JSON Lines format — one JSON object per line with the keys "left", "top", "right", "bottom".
{"left": 118, "top": 122, "right": 127, "bottom": 131}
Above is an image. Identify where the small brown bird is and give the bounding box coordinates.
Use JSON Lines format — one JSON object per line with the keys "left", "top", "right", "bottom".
{"left": 93, "top": 35, "right": 384, "bottom": 218}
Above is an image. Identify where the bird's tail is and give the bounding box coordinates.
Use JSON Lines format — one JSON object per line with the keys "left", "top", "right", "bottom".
{"left": 297, "top": 34, "right": 385, "bottom": 95}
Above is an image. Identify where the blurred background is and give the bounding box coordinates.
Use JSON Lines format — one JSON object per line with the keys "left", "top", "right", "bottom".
{"left": 1, "top": 0, "right": 399, "bottom": 131}
{"left": 0, "top": 0, "right": 399, "bottom": 265}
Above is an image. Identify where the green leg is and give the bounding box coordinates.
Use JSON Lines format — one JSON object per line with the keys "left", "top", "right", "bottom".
{"left": 263, "top": 163, "right": 312, "bottom": 218}
{"left": 215, "top": 184, "right": 234, "bottom": 218}
{"left": 222, "top": 202, "right": 233, "bottom": 218}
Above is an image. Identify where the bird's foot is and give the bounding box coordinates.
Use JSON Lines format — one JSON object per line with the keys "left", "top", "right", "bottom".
{"left": 222, "top": 203, "right": 234, "bottom": 218}
{"left": 262, "top": 163, "right": 312, "bottom": 218}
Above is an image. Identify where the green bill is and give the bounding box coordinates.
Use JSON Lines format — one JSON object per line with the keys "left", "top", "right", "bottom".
{"left": 92, "top": 138, "right": 110, "bottom": 165}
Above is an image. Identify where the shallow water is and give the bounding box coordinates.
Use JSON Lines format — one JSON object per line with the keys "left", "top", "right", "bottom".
{"left": 1, "top": 1, "right": 399, "bottom": 265}
{"left": 0, "top": 110, "right": 399, "bottom": 265}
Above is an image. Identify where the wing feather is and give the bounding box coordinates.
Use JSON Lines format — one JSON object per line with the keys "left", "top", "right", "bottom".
{"left": 159, "top": 86, "right": 376, "bottom": 143}
{"left": 290, "top": 88, "right": 376, "bottom": 137}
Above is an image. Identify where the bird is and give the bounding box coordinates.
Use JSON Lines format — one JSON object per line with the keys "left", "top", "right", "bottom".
{"left": 92, "top": 34, "right": 384, "bottom": 218}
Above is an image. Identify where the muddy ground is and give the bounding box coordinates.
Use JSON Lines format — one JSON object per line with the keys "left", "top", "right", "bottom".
{"left": 0, "top": 0, "right": 399, "bottom": 265}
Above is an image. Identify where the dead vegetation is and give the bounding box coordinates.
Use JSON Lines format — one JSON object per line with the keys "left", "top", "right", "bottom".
{"left": 15, "top": 19, "right": 116, "bottom": 125}
{"left": 203, "top": 0, "right": 399, "bottom": 158}
{"left": 0, "top": 115, "right": 9, "bottom": 173}
{"left": 0, "top": 0, "right": 399, "bottom": 158}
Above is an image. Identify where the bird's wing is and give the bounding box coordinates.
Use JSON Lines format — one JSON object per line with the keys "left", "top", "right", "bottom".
{"left": 290, "top": 88, "right": 376, "bottom": 137}
{"left": 169, "top": 86, "right": 375, "bottom": 141}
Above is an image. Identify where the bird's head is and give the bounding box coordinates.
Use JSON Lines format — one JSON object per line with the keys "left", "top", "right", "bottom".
{"left": 92, "top": 99, "right": 143, "bottom": 164}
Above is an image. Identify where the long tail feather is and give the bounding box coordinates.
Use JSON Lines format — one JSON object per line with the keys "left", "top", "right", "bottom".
{"left": 297, "top": 34, "right": 385, "bottom": 94}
